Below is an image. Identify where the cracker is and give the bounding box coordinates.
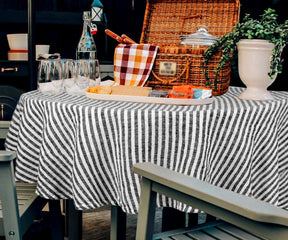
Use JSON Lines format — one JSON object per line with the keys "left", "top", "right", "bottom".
{"left": 87, "top": 86, "right": 112, "bottom": 94}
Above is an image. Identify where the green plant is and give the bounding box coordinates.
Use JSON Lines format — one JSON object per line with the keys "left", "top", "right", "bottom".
{"left": 202, "top": 8, "right": 288, "bottom": 85}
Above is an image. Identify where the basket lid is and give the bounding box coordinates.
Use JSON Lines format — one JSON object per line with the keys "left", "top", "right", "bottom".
{"left": 140, "top": 0, "right": 240, "bottom": 45}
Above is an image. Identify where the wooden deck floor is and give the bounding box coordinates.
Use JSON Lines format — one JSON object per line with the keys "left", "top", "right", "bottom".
{"left": 1, "top": 206, "right": 204, "bottom": 239}
{"left": 82, "top": 205, "right": 162, "bottom": 240}
{"left": 0, "top": 205, "right": 159, "bottom": 240}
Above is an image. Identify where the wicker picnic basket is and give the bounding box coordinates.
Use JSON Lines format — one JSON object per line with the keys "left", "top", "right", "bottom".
{"left": 140, "top": 0, "right": 240, "bottom": 96}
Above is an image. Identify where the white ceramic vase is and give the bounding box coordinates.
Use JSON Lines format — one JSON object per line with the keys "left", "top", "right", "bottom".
{"left": 236, "top": 39, "right": 276, "bottom": 100}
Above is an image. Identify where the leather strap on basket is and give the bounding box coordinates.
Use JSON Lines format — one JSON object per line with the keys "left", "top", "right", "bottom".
{"left": 180, "top": 14, "right": 202, "bottom": 33}
{"left": 151, "top": 61, "right": 191, "bottom": 85}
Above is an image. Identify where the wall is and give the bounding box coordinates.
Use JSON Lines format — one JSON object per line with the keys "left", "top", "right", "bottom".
{"left": 0, "top": 0, "right": 287, "bottom": 89}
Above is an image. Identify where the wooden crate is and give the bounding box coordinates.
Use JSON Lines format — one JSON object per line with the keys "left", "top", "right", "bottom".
{"left": 140, "top": 0, "right": 240, "bottom": 96}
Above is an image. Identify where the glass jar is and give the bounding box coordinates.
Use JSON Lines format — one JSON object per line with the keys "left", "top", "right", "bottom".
{"left": 180, "top": 25, "right": 219, "bottom": 48}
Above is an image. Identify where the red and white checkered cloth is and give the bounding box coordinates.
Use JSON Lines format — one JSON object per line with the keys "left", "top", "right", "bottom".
{"left": 114, "top": 44, "right": 159, "bottom": 87}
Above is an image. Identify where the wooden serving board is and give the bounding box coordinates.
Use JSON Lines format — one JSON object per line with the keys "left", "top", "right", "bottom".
{"left": 86, "top": 92, "right": 213, "bottom": 106}
{"left": 111, "top": 85, "right": 152, "bottom": 96}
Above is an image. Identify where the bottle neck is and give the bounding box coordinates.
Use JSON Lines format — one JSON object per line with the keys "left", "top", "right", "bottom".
{"left": 82, "top": 19, "right": 91, "bottom": 36}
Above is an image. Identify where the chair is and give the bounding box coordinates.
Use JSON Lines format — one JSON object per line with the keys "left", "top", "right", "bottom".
{"left": 0, "top": 122, "right": 63, "bottom": 240}
{"left": 133, "top": 162, "right": 288, "bottom": 240}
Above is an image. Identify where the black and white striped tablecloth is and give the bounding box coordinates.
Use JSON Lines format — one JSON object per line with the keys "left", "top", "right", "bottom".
{"left": 5, "top": 87, "right": 288, "bottom": 214}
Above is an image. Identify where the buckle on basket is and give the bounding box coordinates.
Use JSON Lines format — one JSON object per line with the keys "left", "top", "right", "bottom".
{"left": 151, "top": 60, "right": 191, "bottom": 86}
{"left": 159, "top": 62, "right": 177, "bottom": 76}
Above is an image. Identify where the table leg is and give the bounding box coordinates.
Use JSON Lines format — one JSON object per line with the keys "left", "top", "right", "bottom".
{"left": 65, "top": 199, "right": 82, "bottom": 240}
{"left": 110, "top": 205, "right": 126, "bottom": 240}
{"left": 48, "top": 200, "right": 64, "bottom": 240}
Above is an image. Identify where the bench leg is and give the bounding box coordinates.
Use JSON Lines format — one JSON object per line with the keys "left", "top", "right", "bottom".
{"left": 65, "top": 200, "right": 82, "bottom": 240}
{"left": 135, "top": 178, "right": 157, "bottom": 240}
{"left": 110, "top": 205, "right": 126, "bottom": 240}
{"left": 0, "top": 160, "right": 21, "bottom": 240}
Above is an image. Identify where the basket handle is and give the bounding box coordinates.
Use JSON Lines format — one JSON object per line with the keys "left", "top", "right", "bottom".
{"left": 180, "top": 14, "right": 203, "bottom": 33}
{"left": 151, "top": 61, "right": 191, "bottom": 85}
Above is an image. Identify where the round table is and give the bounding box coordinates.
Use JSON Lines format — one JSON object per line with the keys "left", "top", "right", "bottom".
{"left": 5, "top": 87, "right": 288, "bottom": 214}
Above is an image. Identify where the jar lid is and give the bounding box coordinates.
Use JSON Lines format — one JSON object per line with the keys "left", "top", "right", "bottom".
{"left": 180, "top": 25, "right": 218, "bottom": 47}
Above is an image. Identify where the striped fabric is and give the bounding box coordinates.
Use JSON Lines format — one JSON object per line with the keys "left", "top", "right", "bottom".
{"left": 114, "top": 44, "right": 158, "bottom": 87}
{"left": 5, "top": 87, "right": 288, "bottom": 214}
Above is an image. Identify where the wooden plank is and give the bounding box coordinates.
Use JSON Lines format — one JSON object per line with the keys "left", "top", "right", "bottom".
{"left": 135, "top": 177, "right": 157, "bottom": 240}
{"left": 111, "top": 86, "right": 152, "bottom": 97}
{"left": 203, "top": 227, "right": 239, "bottom": 240}
{"left": 0, "top": 159, "right": 21, "bottom": 238}
{"left": 133, "top": 163, "right": 288, "bottom": 227}
{"left": 18, "top": 199, "right": 33, "bottom": 205}
{"left": 0, "top": 218, "right": 3, "bottom": 234}
{"left": 86, "top": 92, "right": 213, "bottom": 105}
{"left": 187, "top": 231, "right": 216, "bottom": 240}
{"left": 0, "top": 121, "right": 10, "bottom": 128}
{"left": 171, "top": 234, "right": 192, "bottom": 240}
{"left": 17, "top": 194, "right": 34, "bottom": 199}
{"left": 218, "top": 224, "right": 263, "bottom": 240}
{"left": 0, "top": 152, "right": 16, "bottom": 161}
{"left": 18, "top": 193, "right": 38, "bottom": 216}
{"left": 0, "top": 182, "right": 38, "bottom": 220}
{"left": 16, "top": 182, "right": 37, "bottom": 188}
{"left": 153, "top": 221, "right": 224, "bottom": 239}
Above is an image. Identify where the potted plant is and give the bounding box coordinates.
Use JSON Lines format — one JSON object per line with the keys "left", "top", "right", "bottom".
{"left": 202, "top": 8, "right": 288, "bottom": 100}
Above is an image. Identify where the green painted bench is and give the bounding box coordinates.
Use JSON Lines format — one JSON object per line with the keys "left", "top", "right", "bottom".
{"left": 0, "top": 122, "right": 63, "bottom": 240}
{"left": 0, "top": 151, "right": 50, "bottom": 239}
{"left": 134, "top": 162, "right": 288, "bottom": 240}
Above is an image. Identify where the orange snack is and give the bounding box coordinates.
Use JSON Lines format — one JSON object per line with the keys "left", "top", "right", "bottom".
{"left": 169, "top": 85, "right": 194, "bottom": 99}
{"left": 172, "top": 85, "right": 192, "bottom": 93}
{"left": 87, "top": 86, "right": 112, "bottom": 94}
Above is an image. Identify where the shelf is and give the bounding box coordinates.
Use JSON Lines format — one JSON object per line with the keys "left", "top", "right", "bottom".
{"left": 0, "top": 10, "right": 105, "bottom": 26}
{"left": 0, "top": 60, "right": 28, "bottom": 64}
